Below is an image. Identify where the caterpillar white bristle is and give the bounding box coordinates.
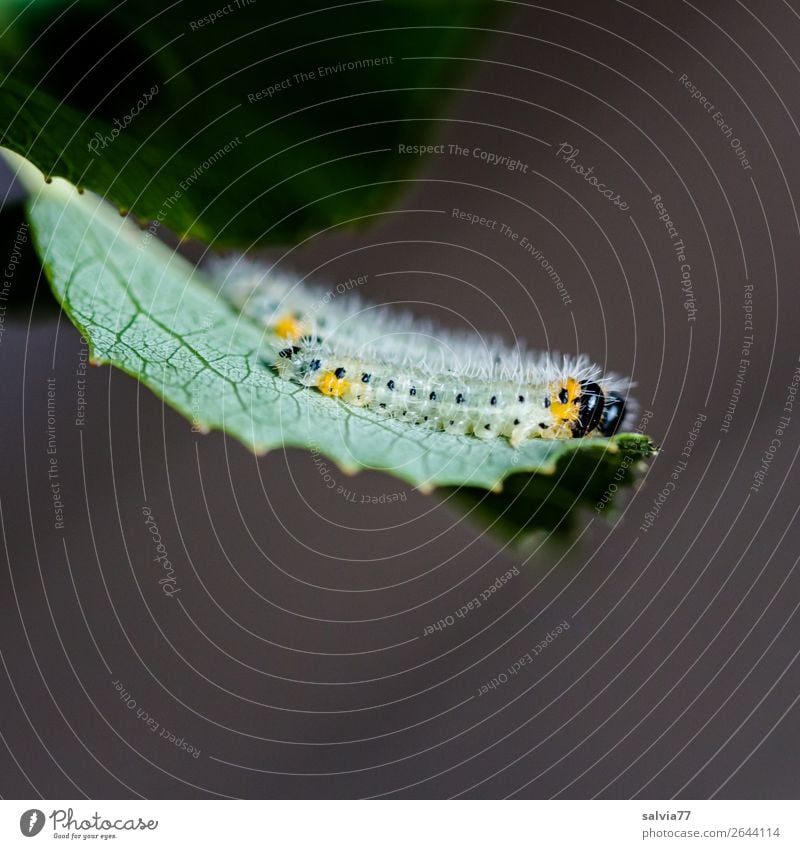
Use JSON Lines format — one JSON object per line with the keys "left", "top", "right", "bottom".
{"left": 206, "top": 256, "right": 635, "bottom": 443}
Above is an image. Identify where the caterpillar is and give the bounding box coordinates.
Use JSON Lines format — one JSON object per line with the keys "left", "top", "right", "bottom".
{"left": 209, "top": 258, "right": 633, "bottom": 447}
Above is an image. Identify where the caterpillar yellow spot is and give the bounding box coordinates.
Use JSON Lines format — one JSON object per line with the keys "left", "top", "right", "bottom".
{"left": 274, "top": 314, "right": 306, "bottom": 341}
{"left": 318, "top": 371, "right": 349, "bottom": 397}
{"left": 550, "top": 377, "right": 582, "bottom": 425}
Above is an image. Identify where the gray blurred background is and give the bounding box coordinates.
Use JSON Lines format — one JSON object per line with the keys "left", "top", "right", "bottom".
{"left": 1, "top": 0, "right": 799, "bottom": 798}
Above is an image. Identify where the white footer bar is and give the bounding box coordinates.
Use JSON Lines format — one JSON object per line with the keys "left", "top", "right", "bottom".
{"left": 2, "top": 800, "right": 796, "bottom": 848}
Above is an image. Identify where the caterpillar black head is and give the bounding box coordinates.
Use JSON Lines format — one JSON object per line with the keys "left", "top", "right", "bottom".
{"left": 572, "top": 382, "right": 627, "bottom": 437}
{"left": 572, "top": 381, "right": 604, "bottom": 437}
{"left": 599, "top": 391, "right": 626, "bottom": 436}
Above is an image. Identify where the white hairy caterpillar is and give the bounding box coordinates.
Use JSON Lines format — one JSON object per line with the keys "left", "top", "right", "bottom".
{"left": 209, "top": 258, "right": 633, "bottom": 446}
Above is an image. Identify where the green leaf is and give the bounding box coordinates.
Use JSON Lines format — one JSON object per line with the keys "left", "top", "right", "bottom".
{"left": 18, "top": 160, "right": 654, "bottom": 511}
{"left": 0, "top": 0, "right": 503, "bottom": 247}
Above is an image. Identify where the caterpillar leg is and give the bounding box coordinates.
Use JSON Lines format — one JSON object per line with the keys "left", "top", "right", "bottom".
{"left": 509, "top": 422, "right": 536, "bottom": 447}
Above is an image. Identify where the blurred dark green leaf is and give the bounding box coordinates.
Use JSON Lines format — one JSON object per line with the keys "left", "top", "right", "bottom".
{"left": 447, "top": 433, "right": 655, "bottom": 544}
{"left": 0, "top": 0, "right": 501, "bottom": 246}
